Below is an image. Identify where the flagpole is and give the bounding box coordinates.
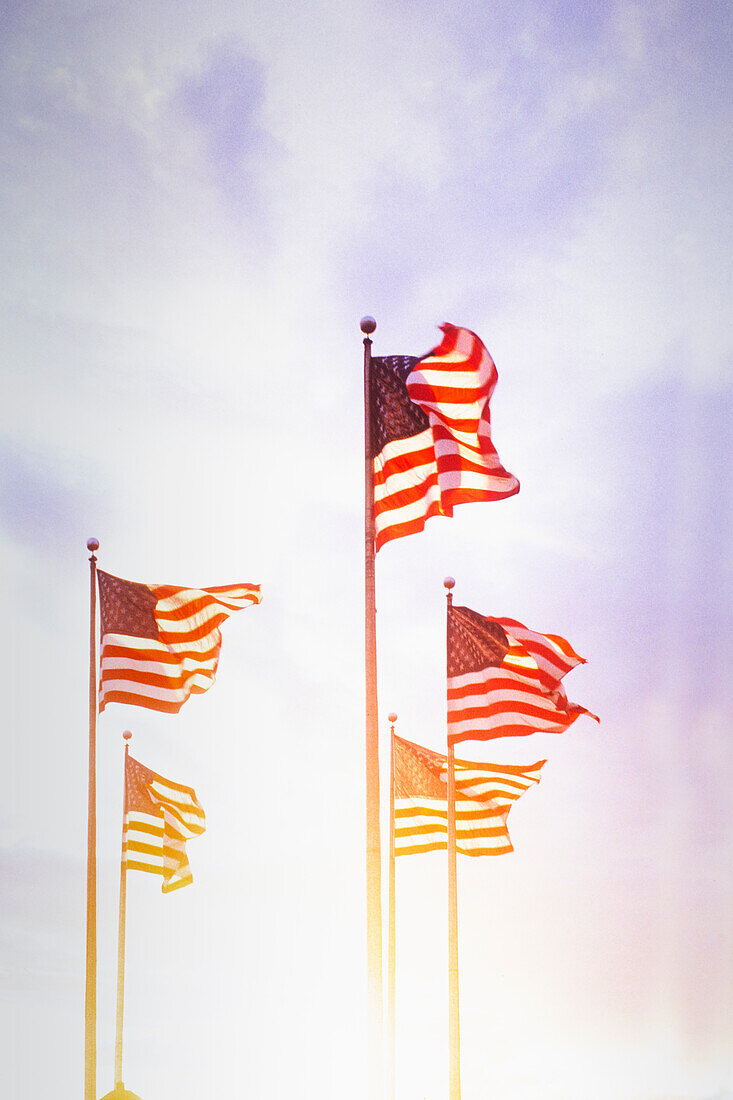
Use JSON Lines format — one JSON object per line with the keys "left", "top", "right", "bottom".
{"left": 444, "top": 577, "right": 461, "bottom": 1100}
{"left": 387, "top": 712, "right": 398, "bottom": 1100}
{"left": 362, "top": 314, "right": 383, "bottom": 1100}
{"left": 85, "top": 537, "right": 99, "bottom": 1100}
{"left": 114, "top": 730, "right": 132, "bottom": 1090}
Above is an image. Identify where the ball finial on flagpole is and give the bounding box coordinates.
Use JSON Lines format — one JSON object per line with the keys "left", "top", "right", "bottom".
{"left": 360, "top": 315, "right": 377, "bottom": 335}
{"left": 123, "top": 730, "right": 132, "bottom": 742}
{"left": 87, "top": 537, "right": 99, "bottom": 553}
{"left": 443, "top": 576, "right": 455, "bottom": 591}
{"left": 388, "top": 712, "right": 397, "bottom": 726}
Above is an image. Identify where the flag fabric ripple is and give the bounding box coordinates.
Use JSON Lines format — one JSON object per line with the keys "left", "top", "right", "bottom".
{"left": 124, "top": 753, "right": 205, "bottom": 892}
{"left": 97, "top": 570, "right": 261, "bottom": 714}
{"left": 393, "top": 734, "right": 545, "bottom": 857}
{"left": 370, "top": 324, "right": 519, "bottom": 551}
{"left": 447, "top": 604, "right": 598, "bottom": 744}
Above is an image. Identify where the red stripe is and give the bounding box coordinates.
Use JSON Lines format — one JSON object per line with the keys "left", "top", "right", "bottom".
{"left": 396, "top": 842, "right": 446, "bottom": 855}
{"left": 156, "top": 621, "right": 225, "bottom": 647}
{"left": 455, "top": 806, "right": 508, "bottom": 820}
{"left": 124, "top": 820, "right": 163, "bottom": 838}
{"left": 460, "top": 844, "right": 513, "bottom": 857}
{"left": 100, "top": 690, "right": 185, "bottom": 714}
{"left": 406, "top": 383, "right": 488, "bottom": 407}
{"left": 448, "top": 717, "right": 579, "bottom": 743}
{"left": 126, "top": 859, "right": 164, "bottom": 875}
{"left": 162, "top": 877, "right": 192, "bottom": 893}
{"left": 456, "top": 825, "right": 509, "bottom": 839}
{"left": 442, "top": 486, "right": 517, "bottom": 507}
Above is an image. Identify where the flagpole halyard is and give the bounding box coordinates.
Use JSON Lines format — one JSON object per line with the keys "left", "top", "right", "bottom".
{"left": 444, "top": 577, "right": 461, "bottom": 1100}
{"left": 362, "top": 315, "right": 384, "bottom": 1100}
{"left": 85, "top": 537, "right": 99, "bottom": 1100}
{"left": 387, "top": 712, "right": 398, "bottom": 1100}
{"left": 114, "top": 730, "right": 132, "bottom": 1090}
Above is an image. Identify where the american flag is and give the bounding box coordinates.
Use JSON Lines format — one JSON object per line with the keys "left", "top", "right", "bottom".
{"left": 370, "top": 324, "right": 519, "bottom": 551}
{"left": 124, "top": 754, "right": 205, "bottom": 892}
{"left": 97, "top": 570, "right": 261, "bottom": 714}
{"left": 393, "top": 735, "right": 545, "bottom": 856}
{"left": 447, "top": 604, "right": 598, "bottom": 744}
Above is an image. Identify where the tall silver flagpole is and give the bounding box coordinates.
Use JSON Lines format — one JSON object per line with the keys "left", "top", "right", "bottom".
{"left": 85, "top": 537, "right": 99, "bottom": 1100}
{"left": 362, "top": 315, "right": 384, "bottom": 1100}
{"left": 387, "top": 712, "right": 398, "bottom": 1100}
{"left": 444, "top": 576, "right": 462, "bottom": 1100}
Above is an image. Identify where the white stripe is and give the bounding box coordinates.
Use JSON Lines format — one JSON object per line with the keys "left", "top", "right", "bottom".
{"left": 448, "top": 685, "right": 558, "bottom": 714}
{"left": 126, "top": 810, "right": 163, "bottom": 831}
{"left": 432, "top": 434, "right": 504, "bottom": 462}
{"left": 423, "top": 400, "right": 485, "bottom": 422}
{"left": 100, "top": 677, "right": 190, "bottom": 705}
{"left": 100, "top": 652, "right": 217, "bottom": 680}
{"left": 448, "top": 665, "right": 548, "bottom": 693}
{"left": 455, "top": 781, "right": 528, "bottom": 801}
{"left": 374, "top": 457, "right": 438, "bottom": 504}
{"left": 375, "top": 486, "right": 443, "bottom": 533}
{"left": 411, "top": 366, "right": 492, "bottom": 391}
{"left": 448, "top": 713, "right": 567, "bottom": 737}
{"left": 100, "top": 635, "right": 172, "bottom": 659}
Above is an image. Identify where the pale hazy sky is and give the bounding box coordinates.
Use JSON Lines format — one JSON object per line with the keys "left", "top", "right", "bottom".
{"left": 2, "top": 2, "right": 731, "bottom": 1099}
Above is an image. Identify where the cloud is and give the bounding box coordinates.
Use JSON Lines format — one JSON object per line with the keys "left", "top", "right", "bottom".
{"left": 0, "top": 442, "right": 101, "bottom": 551}
{"left": 173, "top": 41, "right": 276, "bottom": 218}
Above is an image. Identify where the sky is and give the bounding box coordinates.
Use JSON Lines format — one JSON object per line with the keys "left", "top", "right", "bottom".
{"left": 1, "top": 1, "right": 731, "bottom": 1098}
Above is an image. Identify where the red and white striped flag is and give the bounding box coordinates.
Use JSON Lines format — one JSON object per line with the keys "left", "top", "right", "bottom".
{"left": 393, "top": 734, "right": 545, "bottom": 856}
{"left": 370, "top": 324, "right": 519, "bottom": 551}
{"left": 98, "top": 570, "right": 261, "bottom": 714}
{"left": 447, "top": 604, "right": 598, "bottom": 744}
{"left": 124, "top": 753, "right": 205, "bottom": 892}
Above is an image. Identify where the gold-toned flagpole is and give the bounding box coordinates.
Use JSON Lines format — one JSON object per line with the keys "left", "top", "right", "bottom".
{"left": 114, "top": 730, "right": 133, "bottom": 1091}
{"left": 444, "top": 576, "right": 461, "bottom": 1100}
{"left": 85, "top": 537, "right": 99, "bottom": 1100}
{"left": 387, "top": 712, "right": 398, "bottom": 1100}
{"left": 362, "top": 315, "right": 383, "bottom": 1100}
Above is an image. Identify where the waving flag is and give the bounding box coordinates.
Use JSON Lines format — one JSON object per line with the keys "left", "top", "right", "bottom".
{"left": 393, "top": 735, "right": 545, "bottom": 856}
{"left": 447, "top": 604, "right": 598, "bottom": 744}
{"left": 370, "top": 324, "right": 519, "bottom": 550}
{"left": 98, "top": 570, "right": 261, "bottom": 713}
{"left": 124, "top": 754, "right": 205, "bottom": 892}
